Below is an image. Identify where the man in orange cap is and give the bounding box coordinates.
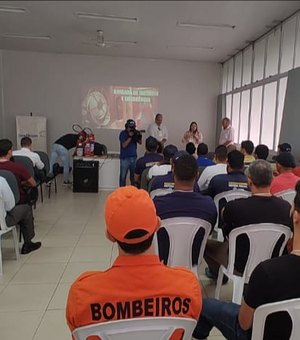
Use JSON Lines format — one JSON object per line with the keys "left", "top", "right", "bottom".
{"left": 66, "top": 186, "right": 202, "bottom": 339}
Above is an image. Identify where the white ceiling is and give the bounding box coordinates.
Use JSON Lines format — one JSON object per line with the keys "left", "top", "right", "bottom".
{"left": 0, "top": 1, "right": 299, "bottom": 63}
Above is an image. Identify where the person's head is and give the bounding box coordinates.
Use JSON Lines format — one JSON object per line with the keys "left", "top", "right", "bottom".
{"left": 0, "top": 139, "right": 13, "bottom": 158}
{"left": 278, "top": 143, "right": 292, "bottom": 153}
{"left": 197, "top": 143, "right": 208, "bottom": 156}
{"left": 275, "top": 152, "right": 296, "bottom": 174}
{"left": 214, "top": 145, "right": 227, "bottom": 163}
{"left": 185, "top": 142, "right": 196, "bottom": 155}
{"left": 246, "top": 160, "right": 273, "bottom": 192}
{"left": 155, "top": 113, "right": 163, "bottom": 126}
{"left": 20, "top": 136, "right": 32, "bottom": 149}
{"left": 241, "top": 140, "right": 254, "bottom": 156}
{"left": 227, "top": 150, "right": 244, "bottom": 172}
{"left": 163, "top": 144, "right": 178, "bottom": 163}
{"left": 125, "top": 119, "right": 136, "bottom": 132}
{"left": 222, "top": 117, "right": 230, "bottom": 129}
{"left": 254, "top": 144, "right": 269, "bottom": 160}
{"left": 145, "top": 136, "right": 158, "bottom": 153}
{"left": 105, "top": 186, "right": 160, "bottom": 254}
{"left": 172, "top": 152, "right": 198, "bottom": 189}
{"left": 189, "top": 121, "right": 198, "bottom": 133}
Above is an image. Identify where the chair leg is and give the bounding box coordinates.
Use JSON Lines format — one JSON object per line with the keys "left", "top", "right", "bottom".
{"left": 232, "top": 277, "right": 245, "bottom": 304}
{"left": 54, "top": 177, "right": 57, "bottom": 193}
{"left": 215, "top": 266, "right": 224, "bottom": 299}
{"left": 0, "top": 235, "right": 2, "bottom": 275}
{"left": 12, "top": 227, "right": 20, "bottom": 260}
{"left": 40, "top": 184, "right": 43, "bottom": 203}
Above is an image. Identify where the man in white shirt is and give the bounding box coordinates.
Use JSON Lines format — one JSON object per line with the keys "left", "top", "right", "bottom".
{"left": 147, "top": 113, "right": 168, "bottom": 153}
{"left": 198, "top": 145, "right": 228, "bottom": 191}
{"left": 219, "top": 118, "right": 234, "bottom": 147}
{"left": 0, "top": 176, "right": 41, "bottom": 254}
{"left": 13, "top": 137, "right": 45, "bottom": 170}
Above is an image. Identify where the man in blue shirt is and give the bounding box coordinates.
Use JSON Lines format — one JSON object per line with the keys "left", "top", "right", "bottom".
{"left": 119, "top": 119, "right": 142, "bottom": 187}
{"left": 196, "top": 143, "right": 215, "bottom": 167}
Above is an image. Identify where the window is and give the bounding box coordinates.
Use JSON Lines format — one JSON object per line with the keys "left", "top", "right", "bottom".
{"left": 249, "top": 86, "right": 263, "bottom": 145}
{"left": 227, "top": 59, "right": 234, "bottom": 92}
{"left": 222, "top": 62, "right": 228, "bottom": 94}
{"left": 294, "top": 16, "right": 300, "bottom": 68}
{"left": 281, "top": 17, "right": 297, "bottom": 73}
{"left": 242, "top": 46, "right": 252, "bottom": 86}
{"left": 265, "top": 28, "right": 280, "bottom": 78}
{"left": 275, "top": 77, "right": 288, "bottom": 148}
{"left": 234, "top": 53, "right": 242, "bottom": 89}
{"left": 253, "top": 38, "right": 266, "bottom": 82}
{"left": 226, "top": 94, "right": 232, "bottom": 119}
{"left": 232, "top": 93, "right": 241, "bottom": 141}
{"left": 239, "top": 90, "right": 250, "bottom": 143}
{"left": 261, "top": 82, "right": 277, "bottom": 148}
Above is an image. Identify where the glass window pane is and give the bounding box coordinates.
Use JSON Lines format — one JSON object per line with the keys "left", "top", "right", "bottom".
{"left": 239, "top": 90, "right": 250, "bottom": 143}
{"left": 253, "top": 39, "right": 266, "bottom": 82}
{"left": 222, "top": 62, "right": 228, "bottom": 94}
{"left": 234, "top": 53, "right": 242, "bottom": 89}
{"left": 294, "top": 16, "right": 300, "bottom": 68}
{"left": 226, "top": 94, "right": 232, "bottom": 119}
{"left": 275, "top": 77, "right": 288, "bottom": 149}
{"left": 227, "top": 58, "right": 234, "bottom": 92}
{"left": 249, "top": 86, "right": 263, "bottom": 145}
{"left": 243, "top": 46, "right": 252, "bottom": 86}
{"left": 281, "top": 17, "right": 296, "bottom": 73}
{"left": 261, "top": 82, "right": 277, "bottom": 148}
{"left": 232, "top": 93, "right": 240, "bottom": 141}
{"left": 266, "top": 28, "right": 280, "bottom": 77}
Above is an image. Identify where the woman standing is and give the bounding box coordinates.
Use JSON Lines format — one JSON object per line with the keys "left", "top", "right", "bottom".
{"left": 182, "top": 121, "right": 203, "bottom": 146}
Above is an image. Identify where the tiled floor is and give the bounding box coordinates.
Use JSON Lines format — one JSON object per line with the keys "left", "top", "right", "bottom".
{"left": 0, "top": 178, "right": 233, "bottom": 340}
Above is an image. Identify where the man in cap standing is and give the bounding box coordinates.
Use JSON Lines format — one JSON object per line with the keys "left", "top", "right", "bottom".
{"left": 66, "top": 186, "right": 202, "bottom": 339}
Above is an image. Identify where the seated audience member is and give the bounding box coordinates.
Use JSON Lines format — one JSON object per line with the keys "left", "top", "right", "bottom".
{"left": 148, "top": 144, "right": 178, "bottom": 179}
{"left": 0, "top": 139, "right": 36, "bottom": 204}
{"left": 270, "top": 152, "right": 299, "bottom": 195}
{"left": 293, "top": 164, "right": 300, "bottom": 177}
{"left": 198, "top": 145, "right": 228, "bottom": 191}
{"left": 66, "top": 186, "right": 202, "bottom": 338}
{"left": 153, "top": 153, "right": 217, "bottom": 264}
{"left": 206, "top": 150, "right": 248, "bottom": 198}
{"left": 185, "top": 142, "right": 196, "bottom": 157}
{"left": 254, "top": 144, "right": 269, "bottom": 160}
{"left": 204, "top": 160, "right": 291, "bottom": 279}
{"left": 13, "top": 137, "right": 45, "bottom": 170}
{"left": 272, "top": 142, "right": 292, "bottom": 162}
{"left": 240, "top": 140, "right": 255, "bottom": 166}
{"left": 193, "top": 180, "right": 300, "bottom": 340}
{"left": 196, "top": 143, "right": 215, "bottom": 167}
{"left": 0, "top": 176, "right": 41, "bottom": 254}
{"left": 134, "top": 136, "right": 163, "bottom": 186}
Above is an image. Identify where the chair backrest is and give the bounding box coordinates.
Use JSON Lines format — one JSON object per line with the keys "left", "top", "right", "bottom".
{"left": 160, "top": 217, "right": 211, "bottom": 276}
{"left": 0, "top": 198, "right": 9, "bottom": 231}
{"left": 72, "top": 317, "right": 197, "bottom": 340}
{"left": 13, "top": 155, "right": 35, "bottom": 177}
{"left": 252, "top": 298, "right": 300, "bottom": 340}
{"left": 140, "top": 167, "right": 151, "bottom": 190}
{"left": 150, "top": 188, "right": 173, "bottom": 199}
{"left": 0, "top": 170, "right": 20, "bottom": 204}
{"left": 35, "top": 150, "right": 50, "bottom": 173}
{"left": 275, "top": 189, "right": 296, "bottom": 205}
{"left": 227, "top": 223, "right": 292, "bottom": 283}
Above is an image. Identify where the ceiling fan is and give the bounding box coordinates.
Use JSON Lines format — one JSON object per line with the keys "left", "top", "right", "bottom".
{"left": 82, "top": 30, "right": 137, "bottom": 48}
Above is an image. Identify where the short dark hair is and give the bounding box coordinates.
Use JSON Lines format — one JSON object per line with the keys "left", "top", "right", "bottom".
{"left": 163, "top": 144, "right": 178, "bottom": 161}
{"left": 0, "top": 139, "right": 13, "bottom": 157}
{"left": 145, "top": 136, "right": 158, "bottom": 152}
{"left": 174, "top": 154, "right": 198, "bottom": 181}
{"left": 294, "top": 181, "right": 300, "bottom": 213}
{"left": 185, "top": 142, "right": 196, "bottom": 155}
{"left": 215, "top": 145, "right": 227, "bottom": 161}
{"left": 20, "top": 136, "right": 32, "bottom": 147}
{"left": 241, "top": 140, "right": 254, "bottom": 155}
{"left": 247, "top": 160, "right": 273, "bottom": 187}
{"left": 227, "top": 150, "right": 244, "bottom": 170}
{"left": 117, "top": 229, "right": 154, "bottom": 254}
{"left": 254, "top": 144, "right": 269, "bottom": 160}
{"left": 197, "top": 143, "right": 208, "bottom": 156}
{"left": 155, "top": 113, "right": 162, "bottom": 119}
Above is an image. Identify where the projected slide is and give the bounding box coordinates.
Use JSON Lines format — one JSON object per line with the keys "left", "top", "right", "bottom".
{"left": 81, "top": 86, "right": 159, "bottom": 130}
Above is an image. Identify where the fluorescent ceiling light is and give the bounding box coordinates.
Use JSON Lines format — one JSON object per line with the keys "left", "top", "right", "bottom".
{"left": 0, "top": 33, "right": 51, "bottom": 40}
{"left": 75, "top": 12, "right": 138, "bottom": 23}
{"left": 0, "top": 6, "right": 27, "bottom": 13}
{"left": 177, "top": 21, "right": 235, "bottom": 29}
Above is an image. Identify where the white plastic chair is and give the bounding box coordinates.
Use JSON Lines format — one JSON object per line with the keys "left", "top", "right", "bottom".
{"left": 150, "top": 188, "right": 173, "bottom": 199}
{"left": 213, "top": 189, "right": 251, "bottom": 241}
{"left": 0, "top": 198, "right": 20, "bottom": 275}
{"left": 215, "top": 223, "right": 291, "bottom": 304}
{"left": 72, "top": 316, "right": 197, "bottom": 340}
{"left": 252, "top": 298, "right": 300, "bottom": 340}
{"left": 159, "top": 217, "right": 212, "bottom": 278}
{"left": 275, "top": 189, "right": 296, "bottom": 205}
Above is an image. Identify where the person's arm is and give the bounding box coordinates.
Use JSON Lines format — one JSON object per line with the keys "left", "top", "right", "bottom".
{"left": 35, "top": 154, "right": 45, "bottom": 170}
{"left": 1, "top": 178, "right": 15, "bottom": 212}
{"left": 162, "top": 126, "right": 168, "bottom": 143}
{"left": 137, "top": 136, "right": 142, "bottom": 145}
{"left": 198, "top": 168, "right": 208, "bottom": 191}
{"left": 224, "top": 127, "right": 234, "bottom": 146}
{"left": 121, "top": 131, "right": 134, "bottom": 149}
{"left": 197, "top": 131, "right": 203, "bottom": 144}
{"left": 22, "top": 176, "right": 37, "bottom": 187}
{"left": 238, "top": 303, "right": 255, "bottom": 330}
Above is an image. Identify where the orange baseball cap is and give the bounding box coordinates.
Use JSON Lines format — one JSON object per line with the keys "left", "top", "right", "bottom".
{"left": 105, "top": 186, "right": 159, "bottom": 244}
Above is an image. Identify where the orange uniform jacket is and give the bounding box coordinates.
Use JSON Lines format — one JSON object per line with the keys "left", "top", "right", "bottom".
{"left": 66, "top": 254, "right": 202, "bottom": 339}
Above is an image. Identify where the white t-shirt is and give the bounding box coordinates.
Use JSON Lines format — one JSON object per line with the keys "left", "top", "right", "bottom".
{"left": 147, "top": 123, "right": 168, "bottom": 142}
{"left": 198, "top": 163, "right": 228, "bottom": 191}
{"left": 13, "top": 148, "right": 45, "bottom": 170}
{"left": 148, "top": 164, "right": 171, "bottom": 179}
{"left": 0, "top": 176, "right": 15, "bottom": 217}
{"left": 219, "top": 126, "right": 234, "bottom": 145}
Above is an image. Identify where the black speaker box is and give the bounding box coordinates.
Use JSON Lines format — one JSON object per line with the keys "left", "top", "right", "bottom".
{"left": 73, "top": 160, "right": 99, "bottom": 193}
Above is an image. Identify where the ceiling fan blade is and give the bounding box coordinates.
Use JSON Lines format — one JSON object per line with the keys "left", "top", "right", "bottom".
{"left": 106, "top": 40, "right": 137, "bottom": 46}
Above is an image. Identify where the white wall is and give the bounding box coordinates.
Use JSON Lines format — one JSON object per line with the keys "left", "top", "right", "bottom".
{"left": 0, "top": 49, "right": 221, "bottom": 153}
